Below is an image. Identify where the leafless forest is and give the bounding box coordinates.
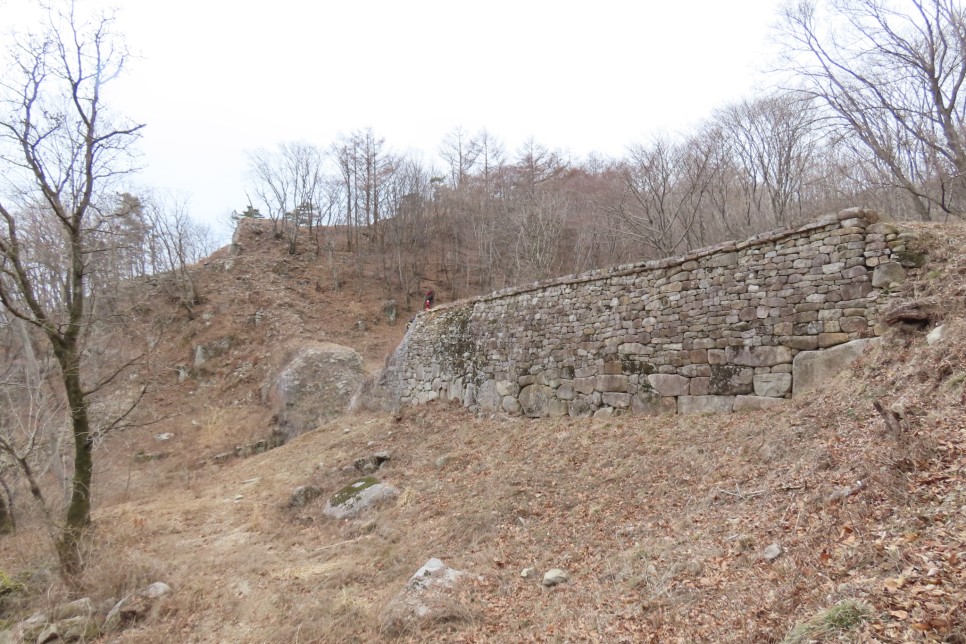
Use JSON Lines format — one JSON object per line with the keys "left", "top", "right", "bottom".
{"left": 1, "top": 0, "right": 965, "bottom": 582}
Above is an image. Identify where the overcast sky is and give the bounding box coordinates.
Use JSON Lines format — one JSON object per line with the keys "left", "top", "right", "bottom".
{"left": 2, "top": 0, "right": 787, "bottom": 237}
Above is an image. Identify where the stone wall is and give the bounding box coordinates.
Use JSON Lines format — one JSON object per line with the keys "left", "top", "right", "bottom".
{"left": 385, "top": 209, "right": 907, "bottom": 417}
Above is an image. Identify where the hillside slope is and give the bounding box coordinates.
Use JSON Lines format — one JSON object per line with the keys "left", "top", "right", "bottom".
{"left": 1, "top": 221, "right": 964, "bottom": 643}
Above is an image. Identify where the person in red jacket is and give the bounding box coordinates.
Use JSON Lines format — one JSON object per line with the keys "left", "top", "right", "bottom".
{"left": 424, "top": 289, "right": 435, "bottom": 310}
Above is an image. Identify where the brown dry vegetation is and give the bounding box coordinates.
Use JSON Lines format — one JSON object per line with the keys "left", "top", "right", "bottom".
{"left": 1, "top": 221, "right": 965, "bottom": 642}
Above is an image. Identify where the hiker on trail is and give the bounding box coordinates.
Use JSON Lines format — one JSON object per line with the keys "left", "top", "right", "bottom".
{"left": 424, "top": 289, "right": 435, "bottom": 310}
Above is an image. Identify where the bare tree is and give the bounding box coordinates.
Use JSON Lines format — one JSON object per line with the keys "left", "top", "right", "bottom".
{"left": 439, "top": 126, "right": 480, "bottom": 188}
{"left": 779, "top": 0, "right": 966, "bottom": 219}
{"left": 247, "top": 141, "right": 325, "bottom": 253}
{"left": 142, "top": 192, "right": 214, "bottom": 316}
{"left": 714, "top": 94, "right": 820, "bottom": 228}
{"left": 0, "top": 2, "right": 144, "bottom": 576}
{"left": 608, "top": 136, "right": 715, "bottom": 258}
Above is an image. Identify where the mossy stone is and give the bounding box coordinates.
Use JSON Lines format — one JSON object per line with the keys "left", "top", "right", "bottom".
{"left": 330, "top": 476, "right": 379, "bottom": 507}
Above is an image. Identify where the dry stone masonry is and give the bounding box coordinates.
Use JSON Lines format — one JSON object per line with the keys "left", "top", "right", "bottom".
{"left": 385, "top": 209, "right": 907, "bottom": 417}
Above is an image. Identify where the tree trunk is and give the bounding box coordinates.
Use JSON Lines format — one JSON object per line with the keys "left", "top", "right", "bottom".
{"left": 0, "top": 478, "right": 14, "bottom": 535}
{"left": 57, "top": 366, "right": 93, "bottom": 578}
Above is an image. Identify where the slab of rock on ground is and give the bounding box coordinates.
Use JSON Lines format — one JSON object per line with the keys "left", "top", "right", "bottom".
{"left": 322, "top": 476, "right": 399, "bottom": 520}
{"left": 262, "top": 342, "right": 365, "bottom": 439}
{"left": 382, "top": 558, "right": 481, "bottom": 634}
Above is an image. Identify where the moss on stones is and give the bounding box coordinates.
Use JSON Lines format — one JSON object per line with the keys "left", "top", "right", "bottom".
{"left": 330, "top": 476, "right": 379, "bottom": 507}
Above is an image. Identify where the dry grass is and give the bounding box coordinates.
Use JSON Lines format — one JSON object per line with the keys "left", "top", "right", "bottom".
{"left": 1, "top": 221, "right": 965, "bottom": 641}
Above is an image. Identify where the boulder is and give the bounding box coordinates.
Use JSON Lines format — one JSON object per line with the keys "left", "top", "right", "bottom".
{"left": 382, "top": 558, "right": 481, "bottom": 634}
{"left": 323, "top": 477, "right": 399, "bottom": 520}
{"left": 542, "top": 568, "right": 569, "bottom": 587}
{"left": 263, "top": 342, "right": 365, "bottom": 438}
{"left": 353, "top": 451, "right": 391, "bottom": 474}
{"left": 926, "top": 325, "right": 947, "bottom": 345}
{"left": 872, "top": 262, "right": 906, "bottom": 288}
{"left": 792, "top": 338, "right": 879, "bottom": 397}
{"left": 287, "top": 485, "right": 323, "bottom": 508}
{"left": 519, "top": 384, "right": 554, "bottom": 417}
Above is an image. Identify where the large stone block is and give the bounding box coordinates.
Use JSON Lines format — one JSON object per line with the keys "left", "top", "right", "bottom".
{"left": 519, "top": 384, "right": 554, "bottom": 417}
{"left": 631, "top": 393, "right": 677, "bottom": 416}
{"left": 753, "top": 373, "right": 792, "bottom": 397}
{"left": 792, "top": 338, "right": 879, "bottom": 397}
{"left": 597, "top": 374, "right": 630, "bottom": 392}
{"left": 678, "top": 396, "right": 735, "bottom": 414}
{"left": 601, "top": 392, "right": 632, "bottom": 408}
{"left": 709, "top": 365, "right": 754, "bottom": 395}
{"left": 646, "top": 374, "right": 690, "bottom": 396}
{"left": 872, "top": 262, "right": 906, "bottom": 287}
{"left": 734, "top": 395, "right": 786, "bottom": 411}
{"left": 574, "top": 377, "right": 596, "bottom": 395}
{"left": 725, "top": 345, "right": 793, "bottom": 367}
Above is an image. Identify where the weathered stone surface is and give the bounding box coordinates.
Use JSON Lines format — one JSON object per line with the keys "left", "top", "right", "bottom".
{"left": 782, "top": 336, "right": 819, "bottom": 351}
{"left": 646, "top": 374, "right": 690, "bottom": 396}
{"left": 519, "top": 385, "right": 554, "bottom": 417}
{"left": 323, "top": 477, "right": 398, "bottom": 520}
{"left": 734, "top": 395, "right": 786, "bottom": 411}
{"left": 689, "top": 377, "right": 711, "bottom": 396}
{"left": 597, "top": 375, "right": 629, "bottom": 392}
{"left": 927, "top": 325, "right": 947, "bottom": 345}
{"left": 542, "top": 569, "right": 570, "bottom": 587}
{"left": 818, "top": 332, "right": 850, "bottom": 348}
{"left": 288, "top": 485, "right": 323, "bottom": 508}
{"left": 753, "top": 374, "right": 792, "bottom": 398}
{"left": 263, "top": 342, "right": 365, "bottom": 438}
{"left": 477, "top": 380, "right": 501, "bottom": 412}
{"left": 383, "top": 558, "right": 481, "bottom": 634}
{"left": 631, "top": 393, "right": 677, "bottom": 416}
{"left": 872, "top": 262, "right": 906, "bottom": 287}
{"left": 710, "top": 365, "right": 754, "bottom": 395}
{"left": 793, "top": 338, "right": 879, "bottom": 397}
{"left": 678, "top": 396, "right": 735, "bottom": 414}
{"left": 725, "top": 346, "right": 793, "bottom": 367}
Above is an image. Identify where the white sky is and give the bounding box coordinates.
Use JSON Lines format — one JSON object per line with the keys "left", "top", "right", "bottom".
{"left": 2, "top": 0, "right": 787, "bottom": 237}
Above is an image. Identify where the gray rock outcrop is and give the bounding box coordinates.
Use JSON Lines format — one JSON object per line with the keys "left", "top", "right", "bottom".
{"left": 322, "top": 477, "right": 398, "bottom": 520}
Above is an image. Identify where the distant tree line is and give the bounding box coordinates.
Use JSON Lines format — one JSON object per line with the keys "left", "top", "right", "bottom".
{"left": 241, "top": 0, "right": 966, "bottom": 304}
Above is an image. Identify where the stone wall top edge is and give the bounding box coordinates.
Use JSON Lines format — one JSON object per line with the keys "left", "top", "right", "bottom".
{"left": 422, "top": 209, "right": 876, "bottom": 315}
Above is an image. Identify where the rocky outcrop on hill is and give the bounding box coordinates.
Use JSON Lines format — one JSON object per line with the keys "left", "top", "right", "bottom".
{"left": 263, "top": 342, "right": 365, "bottom": 438}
